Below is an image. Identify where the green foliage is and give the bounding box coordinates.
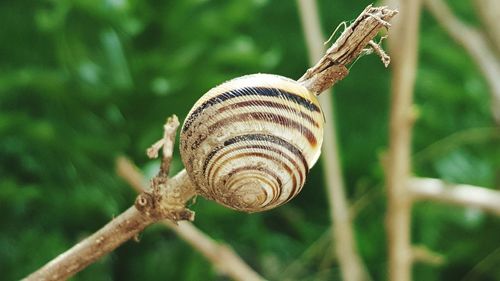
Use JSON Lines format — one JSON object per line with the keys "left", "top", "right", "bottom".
{"left": 1, "top": 0, "right": 498, "bottom": 280}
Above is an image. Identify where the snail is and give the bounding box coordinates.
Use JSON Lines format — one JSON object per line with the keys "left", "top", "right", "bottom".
{"left": 180, "top": 73, "right": 324, "bottom": 212}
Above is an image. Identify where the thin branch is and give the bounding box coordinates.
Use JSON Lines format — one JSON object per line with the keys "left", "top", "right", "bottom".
{"left": 411, "top": 245, "right": 446, "bottom": 266}
{"left": 172, "top": 222, "right": 264, "bottom": 281}
{"left": 24, "top": 116, "right": 196, "bottom": 281}
{"left": 473, "top": 0, "right": 500, "bottom": 55}
{"left": 368, "top": 38, "right": 391, "bottom": 67}
{"left": 409, "top": 178, "right": 500, "bottom": 216}
{"left": 462, "top": 246, "right": 500, "bottom": 281}
{"left": 296, "top": 1, "right": 375, "bottom": 281}
{"left": 23, "top": 207, "right": 152, "bottom": 281}
{"left": 116, "top": 157, "right": 265, "bottom": 281}
{"left": 424, "top": 0, "right": 500, "bottom": 124}
{"left": 281, "top": 228, "right": 332, "bottom": 279}
{"left": 385, "top": 1, "right": 421, "bottom": 281}
{"left": 298, "top": 5, "right": 398, "bottom": 94}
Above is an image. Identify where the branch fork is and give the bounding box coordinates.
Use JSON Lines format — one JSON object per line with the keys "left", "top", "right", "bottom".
{"left": 136, "top": 115, "right": 195, "bottom": 222}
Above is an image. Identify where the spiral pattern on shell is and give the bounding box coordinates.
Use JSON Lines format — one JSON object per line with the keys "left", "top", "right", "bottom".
{"left": 180, "top": 74, "right": 324, "bottom": 212}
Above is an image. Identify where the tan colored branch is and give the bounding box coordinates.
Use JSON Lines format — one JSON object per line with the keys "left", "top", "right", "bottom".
{"left": 24, "top": 116, "right": 196, "bottom": 281}
{"left": 424, "top": 0, "right": 500, "bottom": 124}
{"left": 409, "top": 178, "right": 500, "bottom": 216}
{"left": 385, "top": 1, "right": 421, "bottom": 281}
{"left": 23, "top": 207, "right": 152, "bottom": 281}
{"left": 116, "top": 157, "right": 265, "bottom": 281}
{"left": 474, "top": 0, "right": 500, "bottom": 55}
{"left": 298, "top": 5, "right": 398, "bottom": 94}
{"left": 411, "top": 245, "right": 445, "bottom": 266}
{"left": 296, "top": 2, "right": 378, "bottom": 281}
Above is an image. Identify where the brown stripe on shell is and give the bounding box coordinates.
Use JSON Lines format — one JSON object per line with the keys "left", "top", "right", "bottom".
{"left": 206, "top": 151, "right": 298, "bottom": 205}
{"left": 185, "top": 110, "right": 319, "bottom": 152}
{"left": 203, "top": 144, "right": 305, "bottom": 188}
{"left": 217, "top": 100, "right": 321, "bottom": 128}
{"left": 205, "top": 111, "right": 318, "bottom": 146}
{"left": 224, "top": 174, "right": 277, "bottom": 206}
{"left": 220, "top": 165, "right": 284, "bottom": 207}
{"left": 182, "top": 86, "right": 321, "bottom": 133}
{"left": 203, "top": 133, "right": 309, "bottom": 172}
{"left": 208, "top": 152, "right": 286, "bottom": 193}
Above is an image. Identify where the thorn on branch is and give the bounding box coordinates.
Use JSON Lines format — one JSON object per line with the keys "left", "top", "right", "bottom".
{"left": 146, "top": 139, "right": 164, "bottom": 159}
{"left": 368, "top": 39, "right": 391, "bottom": 67}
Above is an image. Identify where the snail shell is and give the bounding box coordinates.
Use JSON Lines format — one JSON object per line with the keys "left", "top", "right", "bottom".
{"left": 180, "top": 73, "right": 324, "bottom": 212}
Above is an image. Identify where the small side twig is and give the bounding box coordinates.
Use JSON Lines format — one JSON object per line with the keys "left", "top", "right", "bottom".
{"left": 368, "top": 39, "right": 391, "bottom": 67}
{"left": 146, "top": 116, "right": 179, "bottom": 177}
{"left": 24, "top": 115, "right": 195, "bottom": 281}
{"left": 116, "top": 157, "right": 265, "bottom": 281}
{"left": 408, "top": 177, "right": 500, "bottom": 216}
{"left": 411, "top": 245, "right": 446, "bottom": 266}
{"left": 135, "top": 115, "right": 196, "bottom": 222}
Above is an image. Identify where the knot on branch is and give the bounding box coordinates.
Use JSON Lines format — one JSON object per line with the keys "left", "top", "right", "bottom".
{"left": 134, "top": 114, "right": 196, "bottom": 223}
{"left": 134, "top": 179, "right": 195, "bottom": 222}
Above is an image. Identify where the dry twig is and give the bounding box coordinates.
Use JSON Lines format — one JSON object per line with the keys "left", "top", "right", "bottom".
{"left": 411, "top": 245, "right": 446, "bottom": 266}
{"left": 409, "top": 178, "right": 500, "bottom": 216}
{"left": 368, "top": 39, "right": 391, "bottom": 67}
{"left": 116, "top": 157, "right": 265, "bottom": 281}
{"left": 474, "top": 0, "right": 500, "bottom": 55}
{"left": 298, "top": 5, "right": 398, "bottom": 94}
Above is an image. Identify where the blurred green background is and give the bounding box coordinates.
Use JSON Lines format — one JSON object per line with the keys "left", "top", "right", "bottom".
{"left": 1, "top": 0, "right": 499, "bottom": 280}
